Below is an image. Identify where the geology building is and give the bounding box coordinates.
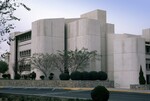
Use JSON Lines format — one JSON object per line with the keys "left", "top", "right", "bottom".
{"left": 8, "top": 9, "right": 150, "bottom": 88}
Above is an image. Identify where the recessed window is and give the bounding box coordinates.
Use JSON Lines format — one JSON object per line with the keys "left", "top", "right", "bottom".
{"left": 18, "top": 32, "right": 31, "bottom": 42}
{"left": 145, "top": 42, "right": 150, "bottom": 44}
{"left": 19, "top": 49, "right": 31, "bottom": 57}
{"left": 19, "top": 64, "right": 31, "bottom": 72}
{"left": 146, "top": 64, "right": 150, "bottom": 71}
{"left": 145, "top": 46, "right": 150, "bottom": 54}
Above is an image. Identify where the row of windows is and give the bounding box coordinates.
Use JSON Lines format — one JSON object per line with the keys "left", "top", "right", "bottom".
{"left": 19, "top": 64, "right": 31, "bottom": 71}
{"left": 145, "top": 46, "right": 150, "bottom": 54}
{"left": 145, "top": 42, "right": 150, "bottom": 44}
{"left": 19, "top": 50, "right": 31, "bottom": 57}
{"left": 18, "top": 32, "right": 31, "bottom": 42}
{"left": 146, "top": 64, "right": 150, "bottom": 71}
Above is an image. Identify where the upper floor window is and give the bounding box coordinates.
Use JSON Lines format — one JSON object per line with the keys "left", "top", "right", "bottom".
{"left": 145, "top": 42, "right": 150, "bottom": 45}
{"left": 146, "top": 64, "right": 150, "bottom": 71}
{"left": 18, "top": 32, "right": 31, "bottom": 42}
{"left": 146, "top": 46, "right": 150, "bottom": 54}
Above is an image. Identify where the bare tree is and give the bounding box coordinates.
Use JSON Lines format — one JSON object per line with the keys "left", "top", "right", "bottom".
{"left": 30, "top": 53, "right": 55, "bottom": 79}
{"left": 68, "top": 48, "right": 98, "bottom": 72}
{"left": 53, "top": 48, "right": 99, "bottom": 73}
{"left": 0, "top": 0, "right": 30, "bottom": 44}
{"left": 52, "top": 52, "right": 65, "bottom": 73}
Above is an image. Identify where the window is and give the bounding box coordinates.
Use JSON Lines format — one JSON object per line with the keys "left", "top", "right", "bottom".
{"left": 146, "top": 75, "right": 150, "bottom": 84}
{"left": 146, "top": 64, "right": 150, "bottom": 71}
{"left": 145, "top": 42, "right": 150, "bottom": 44}
{"left": 19, "top": 50, "right": 31, "bottom": 57}
{"left": 18, "top": 32, "right": 31, "bottom": 42}
{"left": 19, "top": 64, "right": 31, "bottom": 72}
{"left": 145, "top": 46, "right": 150, "bottom": 54}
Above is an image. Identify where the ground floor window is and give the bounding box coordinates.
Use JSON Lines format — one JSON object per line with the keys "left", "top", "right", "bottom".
{"left": 146, "top": 75, "right": 150, "bottom": 84}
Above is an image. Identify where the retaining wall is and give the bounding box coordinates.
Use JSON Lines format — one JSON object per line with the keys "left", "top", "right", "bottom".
{"left": 0, "top": 80, "right": 114, "bottom": 88}
{"left": 130, "top": 84, "right": 150, "bottom": 90}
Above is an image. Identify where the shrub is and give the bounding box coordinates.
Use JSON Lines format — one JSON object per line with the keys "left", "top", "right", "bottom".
{"left": 0, "top": 61, "right": 8, "bottom": 74}
{"left": 2, "top": 74, "right": 7, "bottom": 79}
{"left": 89, "top": 71, "right": 98, "bottom": 80}
{"left": 91, "top": 86, "right": 109, "bottom": 101}
{"left": 2, "top": 74, "right": 11, "bottom": 79}
{"left": 30, "top": 72, "right": 36, "bottom": 80}
{"left": 70, "top": 71, "right": 82, "bottom": 80}
{"left": 23, "top": 75, "right": 28, "bottom": 80}
{"left": 49, "top": 73, "right": 54, "bottom": 80}
{"left": 40, "top": 75, "right": 45, "bottom": 80}
{"left": 14, "top": 74, "right": 21, "bottom": 80}
{"left": 98, "top": 71, "right": 108, "bottom": 81}
{"left": 81, "top": 71, "right": 90, "bottom": 80}
{"left": 139, "top": 66, "right": 146, "bottom": 85}
{"left": 7, "top": 74, "right": 11, "bottom": 79}
{"left": 59, "top": 73, "right": 70, "bottom": 80}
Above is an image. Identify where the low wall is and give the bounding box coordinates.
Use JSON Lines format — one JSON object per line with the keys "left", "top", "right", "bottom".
{"left": 130, "top": 84, "right": 150, "bottom": 90}
{"left": 0, "top": 93, "right": 91, "bottom": 101}
{"left": 0, "top": 80, "right": 114, "bottom": 88}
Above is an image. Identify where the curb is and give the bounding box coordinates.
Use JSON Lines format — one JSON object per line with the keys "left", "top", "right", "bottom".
{"left": 1, "top": 87, "right": 150, "bottom": 94}
{"left": 63, "top": 87, "right": 150, "bottom": 94}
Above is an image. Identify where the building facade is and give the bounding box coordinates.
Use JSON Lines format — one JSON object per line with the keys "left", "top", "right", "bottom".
{"left": 8, "top": 9, "right": 150, "bottom": 88}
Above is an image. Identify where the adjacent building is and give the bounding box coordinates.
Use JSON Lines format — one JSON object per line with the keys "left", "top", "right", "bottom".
{"left": 8, "top": 9, "right": 150, "bottom": 88}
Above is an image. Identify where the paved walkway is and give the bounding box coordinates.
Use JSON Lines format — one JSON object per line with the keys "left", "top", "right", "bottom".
{"left": 63, "top": 87, "right": 150, "bottom": 94}
{"left": 1, "top": 86, "right": 150, "bottom": 94}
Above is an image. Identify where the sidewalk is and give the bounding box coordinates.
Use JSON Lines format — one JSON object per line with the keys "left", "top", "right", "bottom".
{"left": 63, "top": 87, "right": 150, "bottom": 94}
{"left": 1, "top": 86, "right": 150, "bottom": 94}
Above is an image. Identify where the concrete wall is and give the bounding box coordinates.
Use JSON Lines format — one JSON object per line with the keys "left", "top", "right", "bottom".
{"left": 31, "top": 19, "right": 65, "bottom": 79}
{"left": 130, "top": 84, "right": 150, "bottom": 90}
{"left": 106, "top": 23, "right": 115, "bottom": 81}
{"left": 67, "top": 18, "right": 101, "bottom": 72}
{"left": 142, "top": 28, "right": 150, "bottom": 42}
{"left": 31, "top": 18, "right": 65, "bottom": 54}
{"left": 81, "top": 9, "right": 107, "bottom": 72}
{"left": 114, "top": 35, "right": 146, "bottom": 88}
{"left": 0, "top": 80, "right": 114, "bottom": 88}
{"left": 9, "top": 32, "right": 20, "bottom": 79}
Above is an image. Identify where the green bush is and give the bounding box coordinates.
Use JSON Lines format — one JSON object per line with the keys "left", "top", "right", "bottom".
{"left": 2, "top": 74, "right": 7, "bottom": 79}
{"left": 0, "top": 60, "right": 8, "bottom": 74}
{"left": 91, "top": 86, "right": 109, "bottom": 101}
{"left": 70, "top": 71, "right": 82, "bottom": 80}
{"left": 49, "top": 73, "right": 54, "bottom": 80}
{"left": 14, "top": 74, "right": 21, "bottom": 80}
{"left": 89, "top": 71, "right": 98, "bottom": 80}
{"left": 81, "top": 71, "right": 90, "bottom": 80}
{"left": 40, "top": 75, "right": 45, "bottom": 80}
{"left": 30, "top": 72, "right": 36, "bottom": 80}
{"left": 2, "top": 74, "right": 10, "bottom": 79}
{"left": 98, "top": 71, "right": 108, "bottom": 81}
{"left": 59, "top": 73, "right": 70, "bottom": 80}
{"left": 139, "top": 66, "right": 146, "bottom": 85}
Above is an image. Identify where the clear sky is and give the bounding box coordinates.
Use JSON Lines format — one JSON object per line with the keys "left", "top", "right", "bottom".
{"left": 1, "top": 0, "right": 150, "bottom": 53}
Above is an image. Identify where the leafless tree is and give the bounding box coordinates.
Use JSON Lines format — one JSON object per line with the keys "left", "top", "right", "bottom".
{"left": 30, "top": 53, "right": 55, "bottom": 79}
{"left": 0, "top": 0, "right": 30, "bottom": 44}
{"left": 53, "top": 48, "right": 99, "bottom": 73}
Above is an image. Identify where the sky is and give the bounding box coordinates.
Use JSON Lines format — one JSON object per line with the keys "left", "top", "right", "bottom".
{"left": 1, "top": 0, "right": 150, "bottom": 53}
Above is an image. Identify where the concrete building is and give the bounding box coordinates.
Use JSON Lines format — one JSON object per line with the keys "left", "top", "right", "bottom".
{"left": 8, "top": 9, "right": 150, "bottom": 88}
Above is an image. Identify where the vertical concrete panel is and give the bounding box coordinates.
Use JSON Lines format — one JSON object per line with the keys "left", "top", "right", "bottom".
{"left": 67, "top": 19, "right": 101, "bottom": 72}
{"left": 32, "top": 19, "right": 64, "bottom": 54}
{"left": 9, "top": 32, "right": 17, "bottom": 79}
{"left": 31, "top": 19, "right": 65, "bottom": 79}
{"left": 114, "top": 36, "right": 146, "bottom": 88}
{"left": 107, "top": 23, "right": 115, "bottom": 34}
